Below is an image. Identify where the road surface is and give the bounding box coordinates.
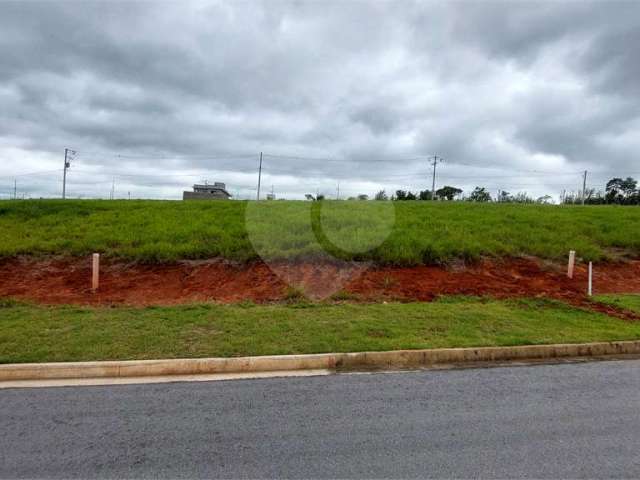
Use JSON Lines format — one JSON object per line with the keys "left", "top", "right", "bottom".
{"left": 2, "top": 360, "right": 640, "bottom": 478}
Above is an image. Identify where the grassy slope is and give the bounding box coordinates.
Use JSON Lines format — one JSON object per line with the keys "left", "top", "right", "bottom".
{"left": 1, "top": 200, "right": 639, "bottom": 264}
{"left": 595, "top": 294, "right": 640, "bottom": 314}
{"left": 2, "top": 297, "right": 640, "bottom": 363}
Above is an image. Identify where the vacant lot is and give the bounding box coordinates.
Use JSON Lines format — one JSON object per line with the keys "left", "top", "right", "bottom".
{"left": 2, "top": 296, "right": 640, "bottom": 363}
{"left": 1, "top": 200, "right": 639, "bottom": 264}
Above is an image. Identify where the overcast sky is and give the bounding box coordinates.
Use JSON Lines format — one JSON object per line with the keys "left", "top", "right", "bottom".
{"left": 0, "top": 0, "right": 639, "bottom": 200}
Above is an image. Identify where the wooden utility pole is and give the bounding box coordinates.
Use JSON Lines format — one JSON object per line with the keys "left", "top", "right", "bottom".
{"left": 256, "top": 152, "right": 263, "bottom": 201}
{"left": 582, "top": 170, "right": 588, "bottom": 205}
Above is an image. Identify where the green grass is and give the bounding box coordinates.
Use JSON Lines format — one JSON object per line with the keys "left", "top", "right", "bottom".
{"left": 2, "top": 297, "right": 640, "bottom": 363}
{"left": 594, "top": 294, "right": 640, "bottom": 314}
{"left": 1, "top": 200, "right": 640, "bottom": 264}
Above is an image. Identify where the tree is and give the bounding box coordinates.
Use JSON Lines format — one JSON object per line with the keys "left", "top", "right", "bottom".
{"left": 468, "top": 187, "right": 492, "bottom": 202}
{"left": 586, "top": 190, "right": 606, "bottom": 205}
{"left": 418, "top": 190, "right": 433, "bottom": 201}
{"left": 394, "top": 190, "right": 418, "bottom": 200}
{"left": 621, "top": 177, "right": 638, "bottom": 197}
{"left": 498, "top": 191, "right": 512, "bottom": 203}
{"left": 305, "top": 194, "right": 325, "bottom": 201}
{"left": 536, "top": 195, "right": 553, "bottom": 204}
{"left": 374, "top": 190, "right": 388, "bottom": 201}
{"left": 357, "top": 194, "right": 369, "bottom": 201}
{"left": 435, "top": 186, "right": 462, "bottom": 201}
{"left": 605, "top": 177, "right": 637, "bottom": 204}
{"left": 513, "top": 192, "right": 534, "bottom": 204}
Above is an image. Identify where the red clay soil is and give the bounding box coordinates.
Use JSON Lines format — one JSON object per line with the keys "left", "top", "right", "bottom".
{"left": 1, "top": 257, "right": 640, "bottom": 314}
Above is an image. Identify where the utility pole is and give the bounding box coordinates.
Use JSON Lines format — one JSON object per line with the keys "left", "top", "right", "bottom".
{"left": 256, "top": 152, "right": 263, "bottom": 201}
{"left": 110, "top": 177, "right": 115, "bottom": 200}
{"left": 336, "top": 182, "right": 340, "bottom": 200}
{"left": 62, "top": 148, "right": 70, "bottom": 199}
{"left": 582, "top": 170, "right": 588, "bottom": 205}
{"left": 13, "top": 179, "right": 17, "bottom": 200}
{"left": 430, "top": 155, "right": 443, "bottom": 200}
{"left": 62, "top": 148, "right": 75, "bottom": 199}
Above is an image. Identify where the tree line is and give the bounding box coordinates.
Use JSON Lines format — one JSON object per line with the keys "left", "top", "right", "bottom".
{"left": 357, "top": 187, "right": 552, "bottom": 203}
{"left": 562, "top": 177, "right": 640, "bottom": 205}
{"left": 308, "top": 176, "right": 639, "bottom": 204}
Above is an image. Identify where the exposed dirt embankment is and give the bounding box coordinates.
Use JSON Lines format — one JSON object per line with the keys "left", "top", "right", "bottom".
{"left": 1, "top": 257, "right": 639, "bottom": 311}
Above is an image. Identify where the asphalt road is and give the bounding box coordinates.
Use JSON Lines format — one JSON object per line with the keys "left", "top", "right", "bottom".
{"left": 2, "top": 360, "right": 640, "bottom": 479}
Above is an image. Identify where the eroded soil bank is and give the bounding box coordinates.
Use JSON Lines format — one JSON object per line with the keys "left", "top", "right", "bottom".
{"left": 1, "top": 257, "right": 639, "bottom": 311}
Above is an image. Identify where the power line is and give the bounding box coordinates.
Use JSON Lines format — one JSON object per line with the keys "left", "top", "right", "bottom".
{"left": 262, "top": 153, "right": 428, "bottom": 163}
{"left": 72, "top": 149, "right": 257, "bottom": 160}
{"left": 70, "top": 169, "right": 260, "bottom": 178}
{"left": 0, "top": 169, "right": 61, "bottom": 179}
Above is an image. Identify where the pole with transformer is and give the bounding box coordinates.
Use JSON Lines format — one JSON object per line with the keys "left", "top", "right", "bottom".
{"left": 62, "top": 148, "right": 75, "bottom": 199}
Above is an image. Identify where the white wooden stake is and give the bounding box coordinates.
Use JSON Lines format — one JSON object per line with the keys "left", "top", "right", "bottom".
{"left": 92, "top": 253, "right": 100, "bottom": 291}
{"left": 567, "top": 250, "right": 576, "bottom": 279}
{"left": 588, "top": 261, "right": 593, "bottom": 296}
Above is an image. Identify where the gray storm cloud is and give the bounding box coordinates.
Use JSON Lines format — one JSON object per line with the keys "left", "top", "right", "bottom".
{"left": 0, "top": 0, "right": 638, "bottom": 200}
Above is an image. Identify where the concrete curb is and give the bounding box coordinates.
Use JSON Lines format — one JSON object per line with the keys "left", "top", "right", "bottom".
{"left": 2, "top": 340, "right": 640, "bottom": 381}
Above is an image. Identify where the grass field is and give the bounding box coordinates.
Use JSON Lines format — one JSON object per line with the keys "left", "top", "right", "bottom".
{"left": 595, "top": 294, "right": 640, "bottom": 314}
{"left": 1, "top": 200, "right": 639, "bottom": 264}
{"left": 2, "top": 297, "right": 640, "bottom": 363}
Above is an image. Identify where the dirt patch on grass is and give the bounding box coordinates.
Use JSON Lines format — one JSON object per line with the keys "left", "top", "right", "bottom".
{"left": 0, "top": 256, "right": 639, "bottom": 311}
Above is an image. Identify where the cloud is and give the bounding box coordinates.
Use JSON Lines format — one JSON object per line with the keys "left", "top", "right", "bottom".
{"left": 0, "top": 0, "right": 639, "bottom": 200}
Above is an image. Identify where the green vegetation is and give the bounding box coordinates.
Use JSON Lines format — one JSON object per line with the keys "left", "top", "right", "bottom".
{"left": 1, "top": 199, "right": 640, "bottom": 264}
{"left": 2, "top": 297, "right": 640, "bottom": 363}
{"left": 594, "top": 294, "right": 640, "bottom": 314}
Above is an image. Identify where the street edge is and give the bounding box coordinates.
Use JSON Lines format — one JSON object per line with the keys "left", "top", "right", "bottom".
{"left": 2, "top": 340, "right": 640, "bottom": 381}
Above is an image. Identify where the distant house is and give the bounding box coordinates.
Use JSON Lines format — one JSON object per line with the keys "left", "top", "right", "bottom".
{"left": 183, "top": 182, "right": 231, "bottom": 200}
